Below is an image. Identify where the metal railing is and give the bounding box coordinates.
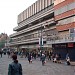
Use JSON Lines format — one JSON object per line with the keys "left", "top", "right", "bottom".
{"left": 13, "top": 5, "right": 54, "bottom": 31}
{"left": 47, "top": 33, "right": 75, "bottom": 44}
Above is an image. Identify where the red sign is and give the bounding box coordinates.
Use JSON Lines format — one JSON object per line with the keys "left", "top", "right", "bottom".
{"left": 68, "top": 43, "right": 74, "bottom": 47}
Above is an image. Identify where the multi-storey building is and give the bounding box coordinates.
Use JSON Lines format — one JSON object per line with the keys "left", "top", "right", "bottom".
{"left": 9, "top": 0, "right": 75, "bottom": 61}
{"left": 52, "top": 0, "right": 75, "bottom": 61}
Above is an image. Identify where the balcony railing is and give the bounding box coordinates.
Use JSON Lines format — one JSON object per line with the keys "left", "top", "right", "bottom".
{"left": 10, "top": 18, "right": 55, "bottom": 37}
{"left": 13, "top": 4, "right": 54, "bottom": 31}
{"left": 8, "top": 33, "right": 75, "bottom": 46}
{"left": 8, "top": 36, "right": 46, "bottom": 46}
{"left": 47, "top": 33, "right": 75, "bottom": 44}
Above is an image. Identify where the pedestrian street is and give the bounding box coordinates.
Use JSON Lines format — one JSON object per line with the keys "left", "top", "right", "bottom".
{"left": 0, "top": 55, "right": 75, "bottom": 75}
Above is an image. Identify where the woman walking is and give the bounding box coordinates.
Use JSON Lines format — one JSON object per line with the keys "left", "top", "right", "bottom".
{"left": 8, "top": 54, "right": 22, "bottom": 75}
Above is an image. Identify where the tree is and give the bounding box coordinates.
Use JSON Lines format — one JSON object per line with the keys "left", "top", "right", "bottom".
{"left": 0, "top": 40, "right": 6, "bottom": 48}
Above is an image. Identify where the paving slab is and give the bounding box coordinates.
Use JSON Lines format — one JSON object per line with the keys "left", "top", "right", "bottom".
{"left": 0, "top": 55, "right": 75, "bottom": 75}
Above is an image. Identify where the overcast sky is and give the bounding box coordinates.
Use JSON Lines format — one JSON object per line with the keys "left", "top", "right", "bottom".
{"left": 0, "top": 0, "right": 37, "bottom": 36}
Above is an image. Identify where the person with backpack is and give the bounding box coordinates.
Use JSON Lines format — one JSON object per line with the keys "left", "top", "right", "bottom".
{"left": 8, "top": 54, "right": 22, "bottom": 75}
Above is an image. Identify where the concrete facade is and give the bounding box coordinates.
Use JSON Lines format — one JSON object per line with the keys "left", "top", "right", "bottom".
{"left": 8, "top": 0, "right": 75, "bottom": 60}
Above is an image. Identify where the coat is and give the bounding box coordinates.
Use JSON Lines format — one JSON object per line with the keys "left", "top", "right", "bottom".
{"left": 8, "top": 62, "right": 22, "bottom": 75}
{"left": 28, "top": 54, "right": 31, "bottom": 61}
{"left": 41, "top": 54, "right": 45, "bottom": 62}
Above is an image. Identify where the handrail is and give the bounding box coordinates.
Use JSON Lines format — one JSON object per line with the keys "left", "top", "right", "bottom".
{"left": 47, "top": 33, "right": 75, "bottom": 44}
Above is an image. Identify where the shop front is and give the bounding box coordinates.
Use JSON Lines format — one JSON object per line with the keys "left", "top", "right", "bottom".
{"left": 52, "top": 43, "right": 75, "bottom": 61}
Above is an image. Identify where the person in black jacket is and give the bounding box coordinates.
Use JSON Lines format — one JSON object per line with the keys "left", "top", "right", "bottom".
{"left": 0, "top": 50, "right": 3, "bottom": 58}
{"left": 8, "top": 54, "right": 22, "bottom": 75}
{"left": 28, "top": 53, "right": 32, "bottom": 64}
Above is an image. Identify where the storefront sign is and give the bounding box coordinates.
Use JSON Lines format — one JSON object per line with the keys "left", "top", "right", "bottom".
{"left": 68, "top": 43, "right": 74, "bottom": 47}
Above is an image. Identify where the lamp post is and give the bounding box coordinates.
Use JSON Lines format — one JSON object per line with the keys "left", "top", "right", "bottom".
{"left": 39, "top": 23, "right": 44, "bottom": 52}
{"left": 39, "top": 23, "right": 43, "bottom": 61}
{"left": 40, "top": 24, "right": 43, "bottom": 50}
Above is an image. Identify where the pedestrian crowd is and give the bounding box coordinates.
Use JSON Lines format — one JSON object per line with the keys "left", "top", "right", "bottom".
{"left": 0, "top": 48, "right": 71, "bottom": 75}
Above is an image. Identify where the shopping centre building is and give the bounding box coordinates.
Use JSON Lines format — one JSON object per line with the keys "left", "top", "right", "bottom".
{"left": 8, "top": 0, "right": 75, "bottom": 60}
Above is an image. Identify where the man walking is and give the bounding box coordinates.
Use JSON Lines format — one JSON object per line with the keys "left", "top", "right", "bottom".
{"left": 0, "top": 49, "right": 3, "bottom": 58}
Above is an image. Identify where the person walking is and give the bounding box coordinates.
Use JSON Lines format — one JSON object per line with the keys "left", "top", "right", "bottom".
{"left": 7, "top": 51, "right": 10, "bottom": 58}
{"left": 8, "top": 54, "right": 22, "bottom": 75}
{"left": 28, "top": 53, "right": 32, "bottom": 64}
{"left": 41, "top": 53, "right": 46, "bottom": 66}
{"left": 0, "top": 50, "right": 3, "bottom": 58}
{"left": 66, "top": 53, "right": 70, "bottom": 65}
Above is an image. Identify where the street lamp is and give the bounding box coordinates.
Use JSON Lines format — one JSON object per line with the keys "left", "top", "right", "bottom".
{"left": 38, "top": 23, "right": 43, "bottom": 61}
{"left": 40, "top": 23, "right": 43, "bottom": 51}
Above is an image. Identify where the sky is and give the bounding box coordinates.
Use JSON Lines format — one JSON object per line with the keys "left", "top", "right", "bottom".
{"left": 0, "top": 0, "right": 37, "bottom": 36}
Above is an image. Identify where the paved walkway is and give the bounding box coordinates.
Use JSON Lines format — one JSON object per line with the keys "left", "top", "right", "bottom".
{"left": 0, "top": 55, "right": 75, "bottom": 75}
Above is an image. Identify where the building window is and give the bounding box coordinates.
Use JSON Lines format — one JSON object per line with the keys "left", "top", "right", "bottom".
{"left": 58, "top": 16, "right": 75, "bottom": 25}
{"left": 55, "top": 2, "right": 75, "bottom": 16}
